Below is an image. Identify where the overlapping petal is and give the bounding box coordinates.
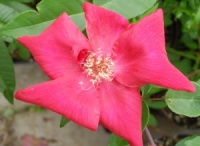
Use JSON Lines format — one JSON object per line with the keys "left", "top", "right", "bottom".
{"left": 18, "top": 13, "right": 91, "bottom": 79}
{"left": 15, "top": 72, "right": 100, "bottom": 130}
{"left": 113, "top": 9, "right": 195, "bottom": 92}
{"left": 83, "top": 2, "right": 129, "bottom": 55}
{"left": 99, "top": 80, "right": 142, "bottom": 146}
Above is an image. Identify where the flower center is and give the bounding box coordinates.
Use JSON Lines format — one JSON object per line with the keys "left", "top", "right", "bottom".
{"left": 82, "top": 52, "right": 114, "bottom": 85}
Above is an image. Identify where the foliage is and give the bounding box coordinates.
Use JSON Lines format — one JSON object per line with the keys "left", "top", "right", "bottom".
{"left": 165, "top": 82, "right": 200, "bottom": 117}
{"left": 160, "top": 0, "right": 200, "bottom": 74}
{"left": 108, "top": 134, "right": 129, "bottom": 146}
{"left": 59, "top": 116, "right": 70, "bottom": 128}
{"left": 0, "top": 38, "right": 15, "bottom": 104}
{"left": 176, "top": 135, "right": 200, "bottom": 146}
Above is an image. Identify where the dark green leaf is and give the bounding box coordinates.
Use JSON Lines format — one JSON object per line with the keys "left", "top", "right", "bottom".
{"left": 108, "top": 134, "right": 128, "bottom": 146}
{"left": 0, "top": 75, "right": 6, "bottom": 92}
{"left": 141, "top": 84, "right": 162, "bottom": 97}
{"left": 173, "top": 59, "right": 192, "bottom": 75}
{"left": 0, "top": 0, "right": 34, "bottom": 3}
{"left": 175, "top": 135, "right": 200, "bottom": 146}
{"left": 16, "top": 0, "right": 34, "bottom": 3}
{"left": 165, "top": 82, "right": 200, "bottom": 117}
{"left": 146, "top": 100, "right": 167, "bottom": 109}
{"left": 148, "top": 114, "right": 157, "bottom": 127}
{"left": 142, "top": 100, "right": 149, "bottom": 130}
{"left": 0, "top": 37, "right": 15, "bottom": 104}
{"left": 17, "top": 42, "right": 30, "bottom": 60}
{"left": 59, "top": 116, "right": 70, "bottom": 128}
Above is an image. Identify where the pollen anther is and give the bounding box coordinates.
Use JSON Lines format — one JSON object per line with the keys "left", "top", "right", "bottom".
{"left": 83, "top": 52, "right": 114, "bottom": 85}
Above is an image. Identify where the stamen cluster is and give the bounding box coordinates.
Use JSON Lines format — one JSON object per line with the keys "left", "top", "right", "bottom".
{"left": 83, "top": 52, "right": 114, "bottom": 85}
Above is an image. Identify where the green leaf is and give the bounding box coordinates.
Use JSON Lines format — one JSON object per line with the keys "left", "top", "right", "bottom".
{"left": 0, "top": 3, "right": 19, "bottom": 25}
{"left": 0, "top": 0, "right": 84, "bottom": 38}
{"left": 0, "top": 75, "right": 6, "bottom": 92}
{"left": 0, "top": 0, "right": 34, "bottom": 3}
{"left": 142, "top": 100, "right": 149, "bottom": 130}
{"left": 94, "top": 0, "right": 158, "bottom": 19}
{"left": 0, "top": 0, "right": 157, "bottom": 38}
{"left": 173, "top": 58, "right": 192, "bottom": 74}
{"left": 59, "top": 116, "right": 70, "bottom": 128}
{"left": 93, "top": 0, "right": 108, "bottom": 5}
{"left": 176, "top": 135, "right": 200, "bottom": 146}
{"left": 165, "top": 82, "right": 200, "bottom": 117}
{"left": 148, "top": 114, "right": 157, "bottom": 127}
{"left": 13, "top": 0, "right": 34, "bottom": 3}
{"left": 0, "top": 1, "right": 32, "bottom": 25}
{"left": 1, "top": 1, "right": 33, "bottom": 12}
{"left": 17, "top": 42, "right": 30, "bottom": 60}
{"left": 108, "top": 134, "right": 128, "bottom": 146}
{"left": 0, "top": 37, "right": 15, "bottom": 104}
{"left": 146, "top": 100, "right": 167, "bottom": 109}
{"left": 141, "top": 84, "right": 162, "bottom": 97}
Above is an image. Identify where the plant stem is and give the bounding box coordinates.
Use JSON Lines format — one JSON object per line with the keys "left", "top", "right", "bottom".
{"left": 145, "top": 127, "right": 157, "bottom": 146}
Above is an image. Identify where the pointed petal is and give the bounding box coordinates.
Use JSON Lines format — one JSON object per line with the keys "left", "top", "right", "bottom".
{"left": 18, "top": 13, "right": 90, "bottom": 79}
{"left": 113, "top": 9, "right": 195, "bottom": 92}
{"left": 83, "top": 2, "right": 129, "bottom": 54}
{"left": 99, "top": 80, "right": 142, "bottom": 146}
{"left": 15, "top": 72, "right": 100, "bottom": 130}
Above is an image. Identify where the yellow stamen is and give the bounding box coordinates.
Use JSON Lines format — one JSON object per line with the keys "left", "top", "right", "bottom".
{"left": 83, "top": 52, "right": 114, "bottom": 86}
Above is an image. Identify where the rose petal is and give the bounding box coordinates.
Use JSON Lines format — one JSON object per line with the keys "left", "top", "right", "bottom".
{"left": 113, "top": 9, "right": 195, "bottom": 92}
{"left": 83, "top": 2, "right": 129, "bottom": 55}
{"left": 18, "top": 13, "right": 90, "bottom": 79}
{"left": 99, "top": 80, "right": 142, "bottom": 146}
{"left": 15, "top": 72, "right": 100, "bottom": 130}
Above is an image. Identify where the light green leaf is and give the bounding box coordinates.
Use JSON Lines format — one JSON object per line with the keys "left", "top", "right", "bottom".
{"left": 0, "top": 37, "right": 15, "bottom": 104}
{"left": 176, "top": 135, "right": 200, "bottom": 146}
{"left": 94, "top": 0, "right": 158, "bottom": 19}
{"left": 93, "top": 0, "right": 108, "bottom": 5}
{"left": 0, "top": 0, "right": 157, "bottom": 38}
{"left": 1, "top": 1, "right": 33, "bottom": 12}
{"left": 0, "top": 3, "right": 19, "bottom": 24}
{"left": 108, "top": 134, "right": 128, "bottom": 146}
{"left": 165, "top": 82, "right": 200, "bottom": 117}
{"left": 142, "top": 100, "right": 149, "bottom": 130}
{"left": 59, "top": 116, "right": 70, "bottom": 128}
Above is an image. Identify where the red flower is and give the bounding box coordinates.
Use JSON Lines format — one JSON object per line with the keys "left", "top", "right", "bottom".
{"left": 15, "top": 2, "right": 195, "bottom": 146}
